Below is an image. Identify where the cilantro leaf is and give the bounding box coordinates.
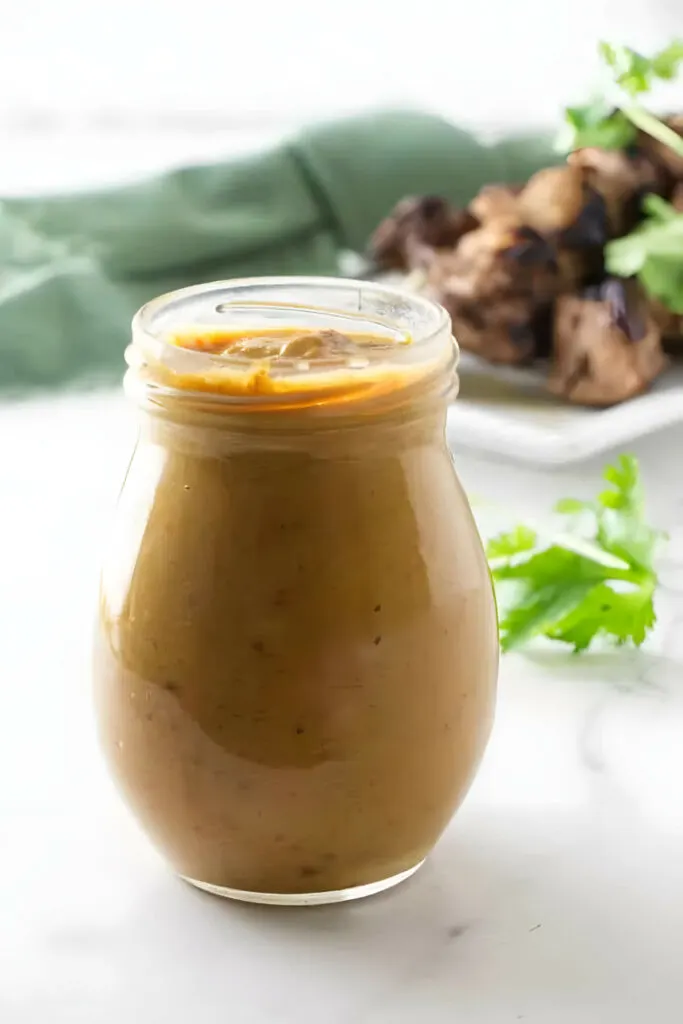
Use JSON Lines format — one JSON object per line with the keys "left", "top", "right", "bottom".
{"left": 548, "top": 580, "right": 656, "bottom": 651}
{"left": 488, "top": 455, "right": 661, "bottom": 653}
{"left": 639, "top": 258, "right": 683, "bottom": 313}
{"left": 640, "top": 193, "right": 678, "bottom": 222}
{"left": 598, "top": 42, "right": 656, "bottom": 97}
{"left": 486, "top": 524, "right": 537, "bottom": 560}
{"left": 598, "top": 40, "right": 683, "bottom": 97}
{"left": 651, "top": 40, "right": 683, "bottom": 80}
{"left": 563, "top": 102, "right": 635, "bottom": 151}
{"left": 597, "top": 455, "right": 660, "bottom": 571}
{"left": 606, "top": 199, "right": 683, "bottom": 313}
{"left": 561, "top": 38, "right": 683, "bottom": 159}
{"left": 598, "top": 452, "right": 642, "bottom": 511}
{"left": 497, "top": 580, "right": 597, "bottom": 652}
{"left": 554, "top": 497, "right": 590, "bottom": 514}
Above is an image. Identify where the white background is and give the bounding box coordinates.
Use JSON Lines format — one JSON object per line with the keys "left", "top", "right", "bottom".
{"left": 1, "top": 0, "right": 682, "bottom": 192}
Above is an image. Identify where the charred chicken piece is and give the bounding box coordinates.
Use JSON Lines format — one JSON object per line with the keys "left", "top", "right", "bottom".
{"left": 368, "top": 195, "right": 477, "bottom": 271}
{"left": 468, "top": 169, "right": 594, "bottom": 238}
{"left": 554, "top": 188, "right": 610, "bottom": 251}
{"left": 568, "top": 146, "right": 664, "bottom": 234}
{"left": 469, "top": 168, "right": 608, "bottom": 290}
{"left": 521, "top": 166, "right": 610, "bottom": 289}
{"left": 468, "top": 184, "right": 523, "bottom": 225}
{"left": 648, "top": 296, "right": 683, "bottom": 351}
{"left": 648, "top": 296, "right": 681, "bottom": 335}
{"left": 549, "top": 279, "right": 666, "bottom": 406}
{"left": 517, "top": 166, "right": 586, "bottom": 234}
{"left": 416, "top": 220, "right": 562, "bottom": 365}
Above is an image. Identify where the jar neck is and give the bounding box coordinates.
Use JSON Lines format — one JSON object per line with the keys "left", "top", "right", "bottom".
{"left": 130, "top": 356, "right": 457, "bottom": 458}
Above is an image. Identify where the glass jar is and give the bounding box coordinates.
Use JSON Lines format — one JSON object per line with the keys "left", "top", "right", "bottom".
{"left": 93, "top": 277, "right": 498, "bottom": 906}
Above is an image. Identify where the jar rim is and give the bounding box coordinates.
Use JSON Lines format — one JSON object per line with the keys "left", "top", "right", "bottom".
{"left": 128, "top": 276, "right": 456, "bottom": 412}
{"left": 134, "top": 275, "right": 451, "bottom": 343}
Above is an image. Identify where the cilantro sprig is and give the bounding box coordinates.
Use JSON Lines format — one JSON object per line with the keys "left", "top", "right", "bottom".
{"left": 562, "top": 40, "right": 683, "bottom": 157}
{"left": 487, "top": 455, "right": 662, "bottom": 653}
{"left": 606, "top": 193, "right": 683, "bottom": 312}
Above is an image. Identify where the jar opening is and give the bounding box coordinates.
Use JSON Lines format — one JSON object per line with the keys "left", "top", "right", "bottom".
{"left": 127, "top": 277, "right": 457, "bottom": 414}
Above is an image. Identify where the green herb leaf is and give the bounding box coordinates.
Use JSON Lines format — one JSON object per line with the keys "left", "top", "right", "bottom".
{"left": 488, "top": 455, "right": 661, "bottom": 653}
{"left": 641, "top": 193, "right": 678, "bottom": 221}
{"left": 605, "top": 199, "right": 683, "bottom": 312}
{"left": 597, "top": 455, "right": 659, "bottom": 571}
{"left": 554, "top": 497, "right": 589, "bottom": 514}
{"left": 651, "top": 39, "right": 683, "bottom": 80}
{"left": 599, "top": 43, "right": 649, "bottom": 97}
{"left": 598, "top": 40, "right": 683, "bottom": 96}
{"left": 640, "top": 258, "right": 683, "bottom": 313}
{"left": 486, "top": 524, "right": 537, "bottom": 560}
{"left": 561, "top": 38, "right": 683, "bottom": 157}
{"left": 599, "top": 453, "right": 642, "bottom": 509}
{"left": 563, "top": 102, "right": 635, "bottom": 151}
{"left": 498, "top": 579, "right": 597, "bottom": 652}
{"left": 548, "top": 580, "right": 656, "bottom": 650}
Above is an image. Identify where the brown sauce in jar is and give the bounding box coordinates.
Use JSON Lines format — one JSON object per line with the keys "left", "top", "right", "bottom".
{"left": 94, "top": 300, "right": 498, "bottom": 900}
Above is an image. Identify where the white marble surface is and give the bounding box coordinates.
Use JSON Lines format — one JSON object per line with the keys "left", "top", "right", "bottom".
{"left": 2, "top": 390, "right": 683, "bottom": 1023}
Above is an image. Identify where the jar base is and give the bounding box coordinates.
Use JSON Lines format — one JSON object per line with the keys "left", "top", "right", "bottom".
{"left": 180, "top": 859, "right": 425, "bottom": 906}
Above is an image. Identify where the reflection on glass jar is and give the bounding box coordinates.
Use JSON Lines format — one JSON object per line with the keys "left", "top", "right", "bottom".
{"left": 93, "top": 277, "right": 499, "bottom": 905}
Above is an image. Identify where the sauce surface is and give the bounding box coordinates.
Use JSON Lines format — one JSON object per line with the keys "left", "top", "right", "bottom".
{"left": 150, "top": 326, "right": 428, "bottom": 404}
{"left": 172, "top": 326, "right": 406, "bottom": 362}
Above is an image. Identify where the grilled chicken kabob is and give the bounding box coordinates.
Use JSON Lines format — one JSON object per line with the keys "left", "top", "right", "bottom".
{"left": 369, "top": 42, "right": 683, "bottom": 407}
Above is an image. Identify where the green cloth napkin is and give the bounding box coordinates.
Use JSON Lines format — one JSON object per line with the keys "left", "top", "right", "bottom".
{"left": 0, "top": 110, "right": 557, "bottom": 392}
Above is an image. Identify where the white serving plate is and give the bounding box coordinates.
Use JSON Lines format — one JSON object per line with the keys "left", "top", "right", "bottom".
{"left": 447, "top": 352, "right": 683, "bottom": 466}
